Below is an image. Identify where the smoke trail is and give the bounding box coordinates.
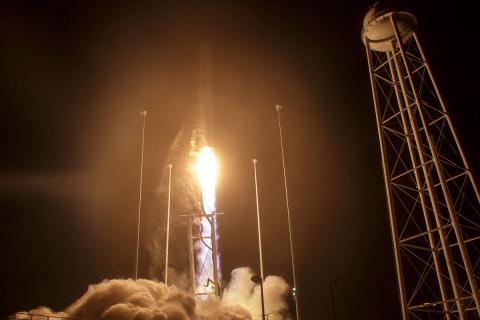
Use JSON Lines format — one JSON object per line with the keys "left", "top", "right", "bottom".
{"left": 151, "top": 122, "right": 222, "bottom": 295}
{"left": 12, "top": 268, "right": 290, "bottom": 320}
{"left": 170, "top": 132, "right": 222, "bottom": 294}
{"left": 144, "top": 124, "right": 191, "bottom": 278}
{"left": 144, "top": 123, "right": 203, "bottom": 281}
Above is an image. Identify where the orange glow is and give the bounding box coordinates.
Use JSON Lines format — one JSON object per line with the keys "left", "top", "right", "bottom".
{"left": 196, "top": 146, "right": 217, "bottom": 214}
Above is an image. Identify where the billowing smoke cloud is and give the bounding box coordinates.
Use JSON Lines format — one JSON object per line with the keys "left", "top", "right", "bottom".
{"left": 13, "top": 268, "right": 290, "bottom": 320}
{"left": 221, "top": 268, "right": 290, "bottom": 318}
{"left": 66, "top": 279, "right": 196, "bottom": 320}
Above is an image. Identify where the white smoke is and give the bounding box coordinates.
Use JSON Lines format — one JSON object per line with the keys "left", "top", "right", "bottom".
{"left": 197, "top": 267, "right": 290, "bottom": 319}
{"left": 221, "top": 268, "right": 290, "bottom": 319}
{"left": 12, "top": 268, "right": 290, "bottom": 320}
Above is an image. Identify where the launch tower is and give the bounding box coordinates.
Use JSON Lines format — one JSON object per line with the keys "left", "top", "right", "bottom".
{"left": 363, "top": 3, "right": 480, "bottom": 320}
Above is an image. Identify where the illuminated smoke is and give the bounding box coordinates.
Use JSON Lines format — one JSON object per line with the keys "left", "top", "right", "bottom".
{"left": 14, "top": 307, "right": 68, "bottom": 320}
{"left": 166, "top": 266, "right": 191, "bottom": 291}
{"left": 150, "top": 126, "right": 222, "bottom": 294}
{"left": 65, "top": 279, "right": 196, "bottom": 320}
{"left": 12, "top": 268, "right": 290, "bottom": 320}
{"left": 221, "top": 268, "right": 290, "bottom": 319}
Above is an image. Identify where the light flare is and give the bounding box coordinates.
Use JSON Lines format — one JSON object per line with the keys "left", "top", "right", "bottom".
{"left": 196, "top": 146, "right": 217, "bottom": 214}
{"left": 194, "top": 146, "right": 221, "bottom": 295}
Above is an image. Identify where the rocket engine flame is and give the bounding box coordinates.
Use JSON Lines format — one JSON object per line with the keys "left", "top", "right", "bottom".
{"left": 194, "top": 146, "right": 222, "bottom": 295}
{"left": 197, "top": 147, "right": 217, "bottom": 214}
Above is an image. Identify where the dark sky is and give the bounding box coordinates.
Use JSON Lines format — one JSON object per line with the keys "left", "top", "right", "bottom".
{"left": 1, "top": 1, "right": 479, "bottom": 319}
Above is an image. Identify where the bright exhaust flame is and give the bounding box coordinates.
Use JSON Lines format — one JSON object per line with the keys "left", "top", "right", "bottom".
{"left": 197, "top": 146, "right": 217, "bottom": 214}
{"left": 195, "top": 146, "right": 221, "bottom": 295}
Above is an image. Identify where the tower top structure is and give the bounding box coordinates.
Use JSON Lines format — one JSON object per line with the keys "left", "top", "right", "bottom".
{"left": 361, "top": 2, "right": 416, "bottom": 52}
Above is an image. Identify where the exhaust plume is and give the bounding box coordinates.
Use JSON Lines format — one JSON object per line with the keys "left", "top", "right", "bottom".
{"left": 196, "top": 146, "right": 217, "bottom": 215}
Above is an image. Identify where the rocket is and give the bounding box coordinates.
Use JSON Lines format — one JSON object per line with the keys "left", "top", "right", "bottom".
{"left": 196, "top": 44, "right": 214, "bottom": 146}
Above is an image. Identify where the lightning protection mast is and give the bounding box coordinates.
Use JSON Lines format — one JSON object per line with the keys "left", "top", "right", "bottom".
{"left": 362, "top": 3, "right": 480, "bottom": 320}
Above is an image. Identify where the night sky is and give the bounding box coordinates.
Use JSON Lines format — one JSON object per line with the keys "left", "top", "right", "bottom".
{"left": 1, "top": 1, "right": 479, "bottom": 319}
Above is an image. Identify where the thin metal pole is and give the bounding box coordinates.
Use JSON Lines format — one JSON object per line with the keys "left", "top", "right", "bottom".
{"left": 135, "top": 110, "right": 147, "bottom": 280}
{"left": 211, "top": 213, "right": 220, "bottom": 296}
{"left": 365, "top": 40, "right": 409, "bottom": 320}
{"left": 275, "top": 105, "right": 300, "bottom": 320}
{"left": 164, "top": 164, "right": 172, "bottom": 285}
{"left": 252, "top": 159, "right": 266, "bottom": 320}
{"left": 188, "top": 213, "right": 196, "bottom": 293}
{"left": 329, "top": 281, "right": 338, "bottom": 320}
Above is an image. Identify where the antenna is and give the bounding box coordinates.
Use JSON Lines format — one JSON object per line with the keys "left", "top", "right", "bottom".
{"left": 275, "top": 105, "right": 301, "bottom": 320}
{"left": 164, "top": 164, "right": 172, "bottom": 285}
{"left": 135, "top": 110, "right": 147, "bottom": 280}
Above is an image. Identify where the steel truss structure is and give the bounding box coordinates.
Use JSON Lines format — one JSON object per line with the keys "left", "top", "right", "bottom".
{"left": 185, "top": 210, "right": 221, "bottom": 297}
{"left": 365, "top": 12, "right": 480, "bottom": 320}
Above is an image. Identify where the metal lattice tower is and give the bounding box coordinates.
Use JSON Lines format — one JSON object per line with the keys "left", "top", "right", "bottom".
{"left": 185, "top": 209, "right": 221, "bottom": 297}
{"left": 362, "top": 4, "right": 480, "bottom": 320}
